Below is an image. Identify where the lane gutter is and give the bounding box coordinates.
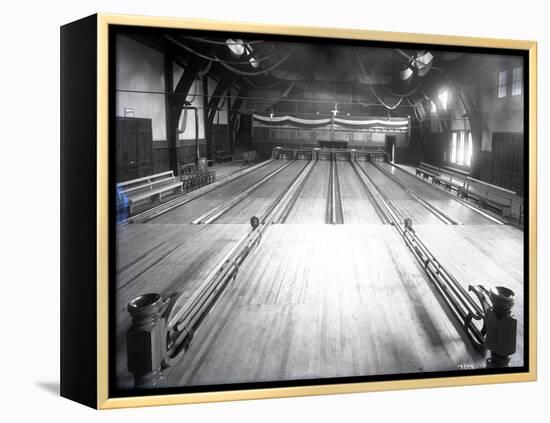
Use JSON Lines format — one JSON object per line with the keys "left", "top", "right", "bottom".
{"left": 369, "top": 161, "right": 462, "bottom": 225}
{"left": 124, "top": 159, "right": 279, "bottom": 224}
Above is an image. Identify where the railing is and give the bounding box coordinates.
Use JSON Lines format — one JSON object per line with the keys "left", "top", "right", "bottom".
{"left": 125, "top": 157, "right": 316, "bottom": 388}
{"left": 352, "top": 158, "right": 517, "bottom": 360}
{"left": 124, "top": 150, "right": 519, "bottom": 388}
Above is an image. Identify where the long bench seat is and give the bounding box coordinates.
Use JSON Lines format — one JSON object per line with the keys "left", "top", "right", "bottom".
{"left": 438, "top": 176, "right": 465, "bottom": 192}
{"left": 442, "top": 165, "right": 469, "bottom": 177}
{"left": 117, "top": 171, "right": 183, "bottom": 213}
{"left": 458, "top": 177, "right": 514, "bottom": 217}
{"left": 415, "top": 161, "right": 441, "bottom": 180}
{"left": 413, "top": 161, "right": 513, "bottom": 218}
{"left": 437, "top": 166, "right": 469, "bottom": 193}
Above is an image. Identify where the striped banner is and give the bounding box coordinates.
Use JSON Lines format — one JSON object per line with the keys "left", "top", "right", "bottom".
{"left": 253, "top": 113, "right": 408, "bottom": 130}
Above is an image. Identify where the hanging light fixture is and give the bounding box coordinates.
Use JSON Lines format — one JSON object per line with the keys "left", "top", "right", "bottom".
{"left": 226, "top": 38, "right": 245, "bottom": 56}
{"left": 400, "top": 64, "right": 414, "bottom": 81}
{"left": 249, "top": 56, "right": 260, "bottom": 68}
{"left": 416, "top": 51, "right": 434, "bottom": 77}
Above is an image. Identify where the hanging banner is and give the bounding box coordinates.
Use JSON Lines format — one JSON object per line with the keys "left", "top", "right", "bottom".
{"left": 252, "top": 113, "right": 408, "bottom": 130}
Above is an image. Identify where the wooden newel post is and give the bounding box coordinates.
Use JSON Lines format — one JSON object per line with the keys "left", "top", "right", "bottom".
{"left": 126, "top": 294, "right": 166, "bottom": 388}
{"left": 485, "top": 287, "right": 517, "bottom": 367}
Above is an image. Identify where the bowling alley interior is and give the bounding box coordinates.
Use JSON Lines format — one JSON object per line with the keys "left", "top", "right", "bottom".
{"left": 113, "top": 27, "right": 527, "bottom": 392}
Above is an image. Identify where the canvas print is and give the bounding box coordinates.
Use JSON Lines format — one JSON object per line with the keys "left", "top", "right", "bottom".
{"left": 111, "top": 25, "right": 528, "bottom": 395}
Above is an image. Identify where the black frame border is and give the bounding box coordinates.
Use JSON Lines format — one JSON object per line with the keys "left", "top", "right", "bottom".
{"left": 106, "top": 23, "right": 531, "bottom": 400}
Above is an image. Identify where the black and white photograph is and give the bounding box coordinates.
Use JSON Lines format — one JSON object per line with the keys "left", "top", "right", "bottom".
{"left": 112, "top": 24, "right": 529, "bottom": 395}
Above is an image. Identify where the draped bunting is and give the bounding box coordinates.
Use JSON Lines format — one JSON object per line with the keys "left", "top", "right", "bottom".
{"left": 334, "top": 117, "right": 409, "bottom": 126}
{"left": 255, "top": 114, "right": 331, "bottom": 125}
{"left": 252, "top": 113, "right": 409, "bottom": 130}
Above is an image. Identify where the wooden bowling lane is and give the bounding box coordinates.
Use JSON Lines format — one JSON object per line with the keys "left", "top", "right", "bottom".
{"left": 415, "top": 224, "right": 525, "bottom": 366}
{"left": 358, "top": 162, "right": 444, "bottom": 225}
{"left": 215, "top": 160, "right": 308, "bottom": 224}
{"left": 151, "top": 160, "right": 286, "bottom": 224}
{"left": 115, "top": 223, "right": 249, "bottom": 389}
{"left": 377, "top": 162, "right": 499, "bottom": 225}
{"left": 163, "top": 224, "right": 486, "bottom": 387}
{"left": 337, "top": 161, "right": 384, "bottom": 224}
{"left": 284, "top": 161, "right": 330, "bottom": 223}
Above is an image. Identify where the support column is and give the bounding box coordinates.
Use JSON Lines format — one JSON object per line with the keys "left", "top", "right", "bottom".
{"left": 203, "top": 77, "right": 212, "bottom": 160}
{"left": 164, "top": 55, "right": 176, "bottom": 175}
{"left": 169, "top": 57, "right": 208, "bottom": 173}
{"left": 229, "top": 84, "right": 248, "bottom": 154}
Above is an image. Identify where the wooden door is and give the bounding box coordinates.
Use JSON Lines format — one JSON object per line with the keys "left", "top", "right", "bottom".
{"left": 211, "top": 124, "right": 230, "bottom": 156}
{"left": 491, "top": 132, "right": 524, "bottom": 193}
{"left": 235, "top": 113, "right": 253, "bottom": 150}
{"left": 116, "top": 117, "right": 153, "bottom": 182}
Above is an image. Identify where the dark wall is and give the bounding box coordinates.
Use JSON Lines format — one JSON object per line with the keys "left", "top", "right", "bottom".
{"left": 235, "top": 114, "right": 253, "bottom": 150}
{"left": 253, "top": 128, "right": 407, "bottom": 159}
{"left": 152, "top": 140, "right": 208, "bottom": 172}
{"left": 480, "top": 132, "right": 524, "bottom": 194}
{"left": 408, "top": 54, "right": 525, "bottom": 192}
{"left": 247, "top": 79, "right": 410, "bottom": 160}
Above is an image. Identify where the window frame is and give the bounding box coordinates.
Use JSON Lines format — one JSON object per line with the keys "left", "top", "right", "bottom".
{"left": 512, "top": 66, "right": 523, "bottom": 96}
{"left": 497, "top": 70, "right": 508, "bottom": 98}
{"left": 448, "top": 130, "right": 473, "bottom": 168}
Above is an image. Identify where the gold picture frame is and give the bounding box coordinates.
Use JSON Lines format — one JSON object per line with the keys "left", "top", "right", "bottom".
{"left": 60, "top": 13, "right": 537, "bottom": 409}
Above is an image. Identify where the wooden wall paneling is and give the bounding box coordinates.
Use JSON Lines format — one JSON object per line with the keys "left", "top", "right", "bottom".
{"left": 491, "top": 132, "right": 524, "bottom": 192}
{"left": 137, "top": 121, "right": 153, "bottom": 176}
{"left": 211, "top": 124, "right": 230, "bottom": 156}
{"left": 152, "top": 141, "right": 170, "bottom": 174}
{"left": 115, "top": 117, "right": 153, "bottom": 181}
{"left": 228, "top": 85, "right": 248, "bottom": 154}
{"left": 478, "top": 150, "right": 493, "bottom": 183}
{"left": 234, "top": 113, "right": 253, "bottom": 150}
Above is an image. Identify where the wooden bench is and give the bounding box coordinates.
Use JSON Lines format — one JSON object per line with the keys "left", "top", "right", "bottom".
{"left": 117, "top": 171, "right": 183, "bottom": 213}
{"left": 458, "top": 177, "right": 515, "bottom": 217}
{"left": 216, "top": 151, "right": 233, "bottom": 163}
{"left": 442, "top": 165, "right": 469, "bottom": 178}
{"left": 415, "top": 161, "right": 441, "bottom": 181}
{"left": 438, "top": 166, "right": 469, "bottom": 193}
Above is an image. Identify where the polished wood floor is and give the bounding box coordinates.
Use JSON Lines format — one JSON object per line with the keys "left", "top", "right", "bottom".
{"left": 115, "top": 158, "right": 525, "bottom": 390}
{"left": 115, "top": 223, "right": 248, "bottom": 388}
